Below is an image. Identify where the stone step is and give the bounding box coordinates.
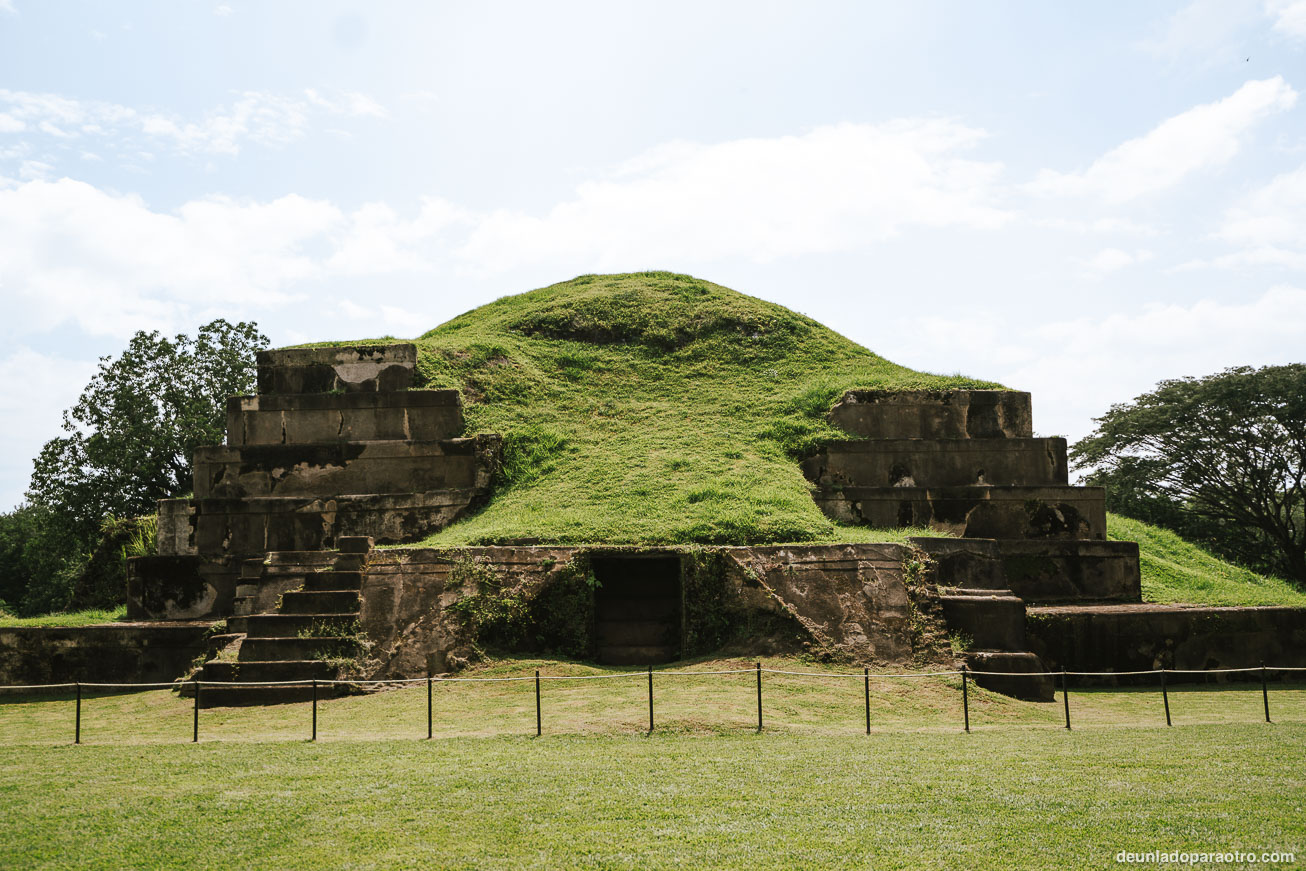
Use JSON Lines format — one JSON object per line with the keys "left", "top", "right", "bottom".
{"left": 278, "top": 590, "right": 360, "bottom": 614}
{"left": 909, "top": 537, "right": 1009, "bottom": 590}
{"left": 204, "top": 633, "right": 242, "bottom": 660}
{"left": 997, "top": 539, "right": 1141, "bottom": 604}
{"left": 332, "top": 554, "right": 367, "bottom": 573}
{"left": 301, "top": 571, "right": 362, "bottom": 592}
{"left": 242, "top": 614, "right": 359, "bottom": 639}
{"left": 964, "top": 651, "right": 1055, "bottom": 702}
{"left": 227, "top": 615, "right": 249, "bottom": 634}
{"left": 939, "top": 587, "right": 1019, "bottom": 598}
{"left": 595, "top": 620, "right": 677, "bottom": 647}
{"left": 201, "top": 659, "right": 337, "bottom": 683}
{"left": 597, "top": 644, "right": 677, "bottom": 666}
{"left": 239, "top": 636, "right": 360, "bottom": 661}
{"left": 265, "top": 551, "right": 338, "bottom": 567}
{"left": 939, "top": 594, "right": 1027, "bottom": 652}
{"left": 234, "top": 583, "right": 260, "bottom": 599}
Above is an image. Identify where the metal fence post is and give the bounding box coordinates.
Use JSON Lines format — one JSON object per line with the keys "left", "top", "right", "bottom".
{"left": 755, "top": 662, "right": 763, "bottom": 733}
{"left": 864, "top": 666, "right": 871, "bottom": 735}
{"left": 1061, "top": 670, "right": 1071, "bottom": 730}
{"left": 1261, "top": 662, "right": 1271, "bottom": 724}
{"left": 535, "top": 670, "right": 541, "bottom": 737}
{"left": 193, "top": 680, "right": 200, "bottom": 743}
{"left": 647, "top": 666, "right": 654, "bottom": 734}
{"left": 427, "top": 675, "right": 433, "bottom": 740}
{"left": 311, "top": 679, "right": 318, "bottom": 741}
{"left": 1160, "top": 669, "right": 1171, "bottom": 727}
{"left": 961, "top": 666, "right": 970, "bottom": 733}
{"left": 74, "top": 681, "right": 81, "bottom": 745}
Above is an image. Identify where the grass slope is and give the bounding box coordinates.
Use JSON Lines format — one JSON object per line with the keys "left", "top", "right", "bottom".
{"left": 398, "top": 272, "right": 998, "bottom": 545}
{"left": 1110, "top": 514, "right": 1306, "bottom": 607}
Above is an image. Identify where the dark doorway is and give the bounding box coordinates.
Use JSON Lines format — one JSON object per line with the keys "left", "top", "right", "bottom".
{"left": 591, "top": 555, "right": 681, "bottom": 665}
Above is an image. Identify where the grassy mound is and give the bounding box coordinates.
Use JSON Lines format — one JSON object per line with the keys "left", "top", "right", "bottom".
{"left": 399, "top": 272, "right": 997, "bottom": 545}
{"left": 1109, "top": 514, "right": 1306, "bottom": 607}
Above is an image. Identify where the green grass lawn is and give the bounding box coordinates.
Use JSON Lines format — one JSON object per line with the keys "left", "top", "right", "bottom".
{"left": 1111, "top": 514, "right": 1306, "bottom": 608}
{"left": 3, "top": 658, "right": 1303, "bottom": 868}
{"left": 0, "top": 605, "right": 128, "bottom": 628}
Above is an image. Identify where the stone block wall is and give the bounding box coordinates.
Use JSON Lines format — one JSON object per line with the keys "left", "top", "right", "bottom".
{"left": 135, "top": 342, "right": 501, "bottom": 620}
{"left": 256, "top": 344, "right": 416, "bottom": 394}
{"left": 1027, "top": 604, "right": 1306, "bottom": 680}
{"left": 354, "top": 543, "right": 926, "bottom": 679}
{"left": 828, "top": 389, "right": 1033, "bottom": 439}
{"left": 0, "top": 623, "right": 215, "bottom": 686}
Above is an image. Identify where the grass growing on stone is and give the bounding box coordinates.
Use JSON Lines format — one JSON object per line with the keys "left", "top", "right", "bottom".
{"left": 0, "top": 605, "right": 128, "bottom": 628}
{"left": 1, "top": 659, "right": 1304, "bottom": 869}
{"left": 1111, "top": 514, "right": 1306, "bottom": 608}
{"left": 388, "top": 272, "right": 999, "bottom": 545}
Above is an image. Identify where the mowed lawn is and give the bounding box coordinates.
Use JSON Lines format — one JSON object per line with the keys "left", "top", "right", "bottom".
{"left": 2, "top": 660, "right": 1304, "bottom": 869}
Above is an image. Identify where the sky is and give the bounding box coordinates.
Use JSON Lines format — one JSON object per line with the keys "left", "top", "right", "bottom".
{"left": 1, "top": 0, "right": 1305, "bottom": 510}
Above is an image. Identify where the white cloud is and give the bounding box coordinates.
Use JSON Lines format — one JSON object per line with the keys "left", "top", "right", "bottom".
{"left": 1140, "top": 0, "right": 1262, "bottom": 62}
{"left": 214, "top": 3, "right": 233, "bottom": 16}
{"left": 0, "top": 87, "right": 388, "bottom": 161}
{"left": 1178, "top": 164, "right": 1306, "bottom": 271}
{"left": 459, "top": 120, "right": 1010, "bottom": 272}
{"left": 1085, "top": 247, "right": 1154, "bottom": 273}
{"left": 0, "top": 0, "right": 15, "bottom": 16}
{"left": 1268, "top": 0, "right": 1306, "bottom": 38}
{"left": 1218, "top": 163, "right": 1306, "bottom": 247}
{"left": 899, "top": 285, "right": 1306, "bottom": 445}
{"left": 326, "top": 198, "right": 468, "bottom": 275}
{"left": 0, "top": 348, "right": 98, "bottom": 509}
{"left": 1027, "top": 78, "right": 1297, "bottom": 203}
{"left": 0, "top": 178, "right": 341, "bottom": 337}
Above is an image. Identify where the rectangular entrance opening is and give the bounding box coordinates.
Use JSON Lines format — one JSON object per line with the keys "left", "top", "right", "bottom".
{"left": 591, "top": 555, "right": 682, "bottom": 665}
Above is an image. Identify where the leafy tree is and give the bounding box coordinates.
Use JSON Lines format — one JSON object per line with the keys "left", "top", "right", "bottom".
{"left": 1071, "top": 364, "right": 1306, "bottom": 584}
{"left": 13, "top": 320, "right": 267, "bottom": 614}
{"left": 28, "top": 320, "right": 268, "bottom": 538}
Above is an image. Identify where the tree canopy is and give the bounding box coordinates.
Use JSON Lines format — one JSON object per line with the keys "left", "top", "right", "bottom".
{"left": 28, "top": 319, "right": 267, "bottom": 536}
{"left": 1071, "top": 364, "right": 1306, "bottom": 584}
{"left": 5, "top": 320, "right": 267, "bottom": 615}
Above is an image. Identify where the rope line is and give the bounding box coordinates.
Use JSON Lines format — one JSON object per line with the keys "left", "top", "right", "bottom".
{"left": 3, "top": 664, "right": 1306, "bottom": 692}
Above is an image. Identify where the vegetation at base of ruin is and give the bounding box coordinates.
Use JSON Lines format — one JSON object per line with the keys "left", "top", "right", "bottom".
{"left": 1114, "top": 514, "right": 1306, "bottom": 608}
{"left": 446, "top": 554, "right": 600, "bottom": 660}
{"left": 0, "top": 604, "right": 128, "bottom": 628}
{"left": 351, "top": 272, "right": 1000, "bottom": 546}
{"left": 902, "top": 547, "right": 953, "bottom": 666}
{"left": 0, "top": 662, "right": 1303, "bottom": 870}
{"left": 1074, "top": 364, "right": 1306, "bottom": 585}
{"left": 3, "top": 320, "right": 267, "bottom": 617}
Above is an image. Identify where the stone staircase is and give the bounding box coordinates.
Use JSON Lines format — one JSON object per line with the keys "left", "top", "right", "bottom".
{"left": 910, "top": 536, "right": 1053, "bottom": 700}
{"left": 803, "top": 390, "right": 1143, "bottom": 699}
{"left": 188, "top": 537, "right": 372, "bottom": 706}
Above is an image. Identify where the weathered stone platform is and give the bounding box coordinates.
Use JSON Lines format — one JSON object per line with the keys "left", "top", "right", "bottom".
{"left": 828, "top": 389, "right": 1033, "bottom": 439}
{"left": 814, "top": 485, "right": 1107, "bottom": 540}
{"left": 1026, "top": 604, "right": 1306, "bottom": 682}
{"left": 0, "top": 622, "right": 218, "bottom": 687}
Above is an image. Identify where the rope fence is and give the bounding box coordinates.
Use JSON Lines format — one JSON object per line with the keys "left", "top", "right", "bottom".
{"left": 3, "top": 663, "right": 1304, "bottom": 745}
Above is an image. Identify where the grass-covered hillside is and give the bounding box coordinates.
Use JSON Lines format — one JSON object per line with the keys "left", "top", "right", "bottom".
{"left": 1110, "top": 514, "right": 1306, "bottom": 608}
{"left": 402, "top": 272, "right": 998, "bottom": 545}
